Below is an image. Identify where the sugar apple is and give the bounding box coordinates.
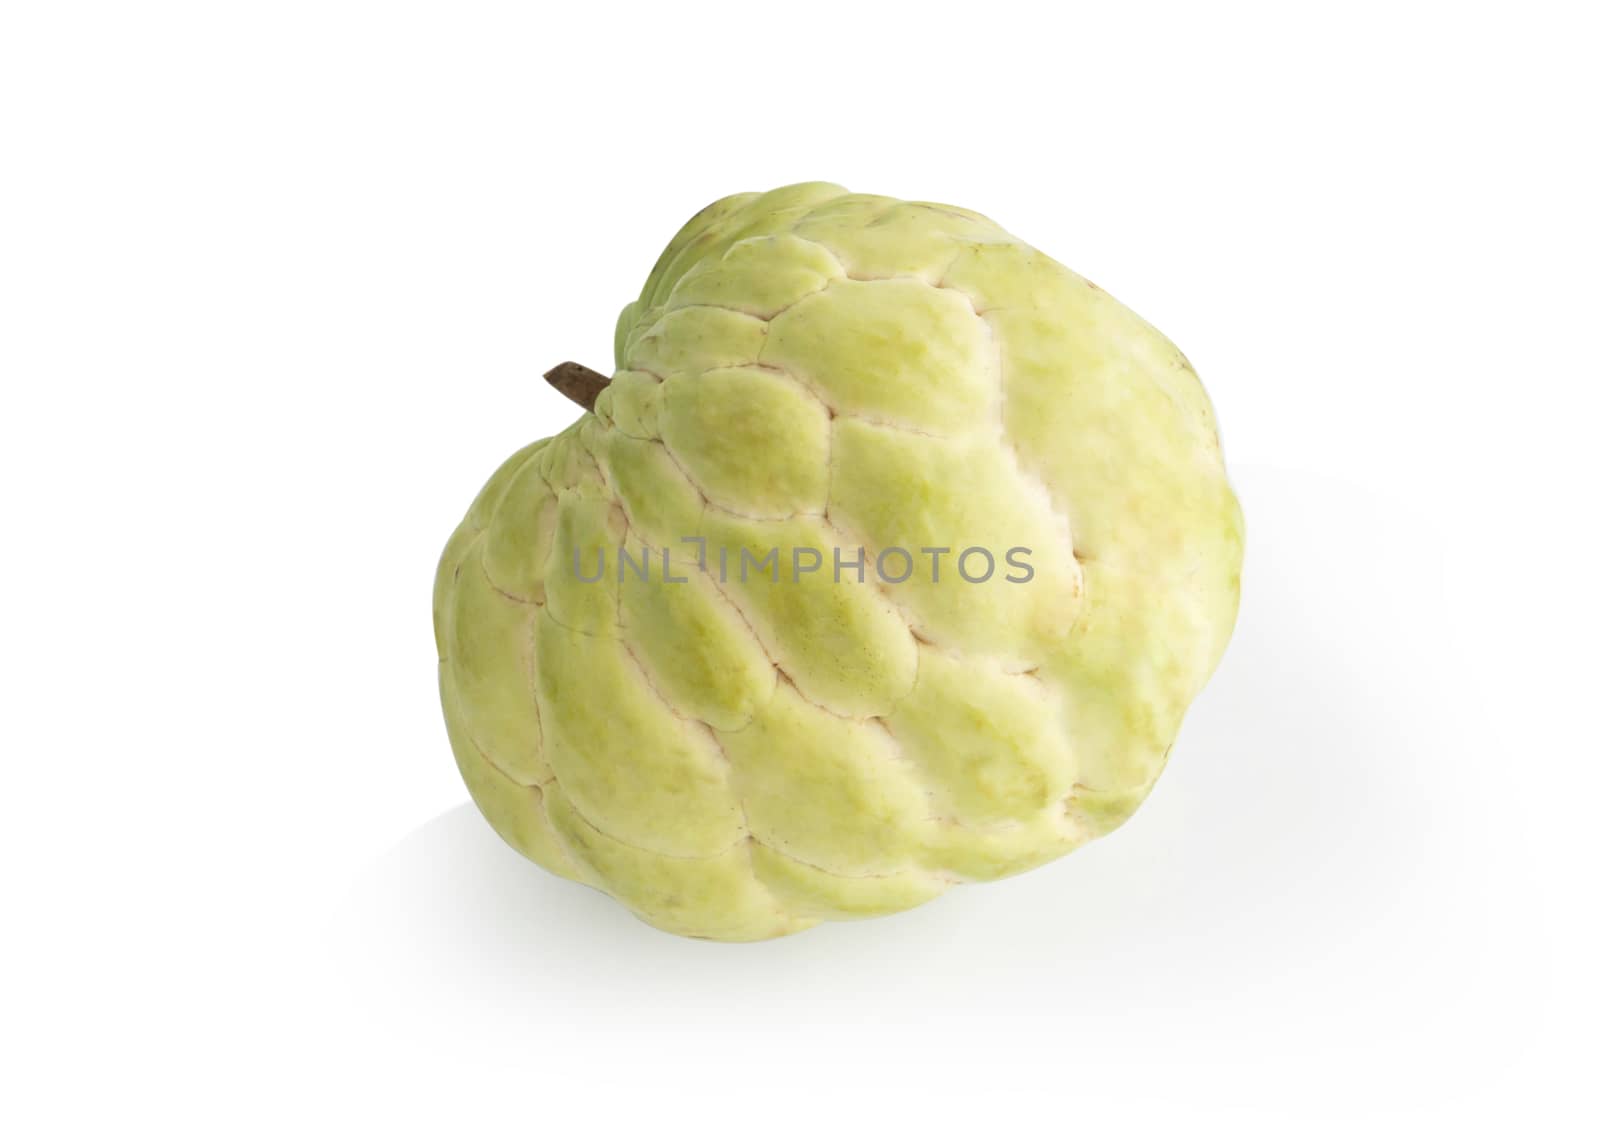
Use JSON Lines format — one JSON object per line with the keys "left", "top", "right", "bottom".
{"left": 433, "top": 182, "right": 1242, "bottom": 941}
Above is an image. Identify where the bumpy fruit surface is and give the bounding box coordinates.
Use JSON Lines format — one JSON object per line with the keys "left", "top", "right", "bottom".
{"left": 433, "top": 182, "right": 1243, "bottom": 940}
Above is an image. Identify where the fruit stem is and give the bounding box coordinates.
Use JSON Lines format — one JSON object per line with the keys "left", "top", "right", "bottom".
{"left": 543, "top": 362, "right": 611, "bottom": 412}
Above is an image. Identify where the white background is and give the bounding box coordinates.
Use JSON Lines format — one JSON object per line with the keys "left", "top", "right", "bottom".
{"left": 3, "top": 2, "right": 1596, "bottom": 1117}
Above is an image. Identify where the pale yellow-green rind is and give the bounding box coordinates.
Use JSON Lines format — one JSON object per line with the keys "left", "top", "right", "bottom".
{"left": 435, "top": 182, "right": 1243, "bottom": 941}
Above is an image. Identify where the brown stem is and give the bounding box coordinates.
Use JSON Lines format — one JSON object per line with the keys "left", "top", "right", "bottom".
{"left": 543, "top": 362, "right": 610, "bottom": 412}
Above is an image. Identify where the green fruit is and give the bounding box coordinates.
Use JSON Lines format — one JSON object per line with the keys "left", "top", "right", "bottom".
{"left": 433, "top": 182, "right": 1243, "bottom": 940}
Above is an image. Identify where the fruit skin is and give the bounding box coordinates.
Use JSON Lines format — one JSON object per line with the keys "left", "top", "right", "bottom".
{"left": 434, "top": 182, "right": 1243, "bottom": 941}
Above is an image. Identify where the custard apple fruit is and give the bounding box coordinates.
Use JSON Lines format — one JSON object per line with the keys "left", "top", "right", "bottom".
{"left": 433, "top": 182, "right": 1242, "bottom": 940}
